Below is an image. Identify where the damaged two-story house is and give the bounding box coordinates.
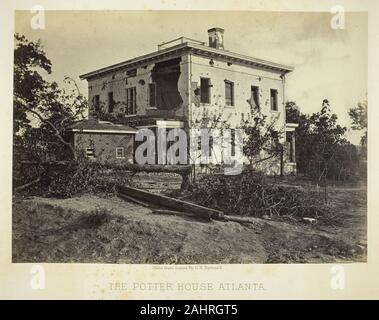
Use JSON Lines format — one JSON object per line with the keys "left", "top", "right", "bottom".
{"left": 73, "top": 28, "right": 298, "bottom": 174}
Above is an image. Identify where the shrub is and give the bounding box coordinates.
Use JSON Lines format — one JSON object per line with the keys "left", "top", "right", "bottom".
{"left": 190, "top": 171, "right": 330, "bottom": 219}
{"left": 15, "top": 159, "right": 131, "bottom": 198}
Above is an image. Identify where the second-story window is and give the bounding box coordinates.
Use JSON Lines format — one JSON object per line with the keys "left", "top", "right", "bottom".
{"left": 149, "top": 83, "right": 156, "bottom": 107}
{"left": 270, "top": 89, "right": 278, "bottom": 111}
{"left": 200, "top": 78, "right": 211, "bottom": 104}
{"left": 225, "top": 80, "right": 234, "bottom": 106}
{"left": 93, "top": 95, "right": 100, "bottom": 110}
{"left": 108, "top": 92, "right": 115, "bottom": 113}
{"left": 126, "top": 87, "right": 136, "bottom": 114}
{"left": 251, "top": 86, "right": 259, "bottom": 109}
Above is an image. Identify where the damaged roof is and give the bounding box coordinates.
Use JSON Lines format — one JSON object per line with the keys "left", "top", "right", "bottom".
{"left": 80, "top": 39, "right": 294, "bottom": 80}
{"left": 68, "top": 119, "right": 137, "bottom": 134}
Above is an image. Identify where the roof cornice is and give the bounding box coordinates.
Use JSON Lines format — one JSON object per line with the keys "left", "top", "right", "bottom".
{"left": 80, "top": 42, "right": 294, "bottom": 80}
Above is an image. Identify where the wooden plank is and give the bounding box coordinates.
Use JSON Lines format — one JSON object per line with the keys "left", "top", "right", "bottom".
{"left": 151, "top": 209, "right": 212, "bottom": 222}
{"left": 223, "top": 215, "right": 261, "bottom": 225}
{"left": 117, "top": 192, "right": 152, "bottom": 208}
{"left": 117, "top": 185, "right": 223, "bottom": 219}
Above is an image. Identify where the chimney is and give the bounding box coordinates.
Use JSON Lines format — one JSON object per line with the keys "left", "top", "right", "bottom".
{"left": 208, "top": 27, "right": 225, "bottom": 49}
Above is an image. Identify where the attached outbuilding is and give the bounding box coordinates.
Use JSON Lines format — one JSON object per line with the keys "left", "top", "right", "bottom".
{"left": 68, "top": 119, "right": 137, "bottom": 163}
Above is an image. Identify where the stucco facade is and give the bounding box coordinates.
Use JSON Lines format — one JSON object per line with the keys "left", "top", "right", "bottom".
{"left": 80, "top": 28, "right": 297, "bottom": 174}
{"left": 87, "top": 56, "right": 190, "bottom": 120}
{"left": 189, "top": 54, "right": 285, "bottom": 127}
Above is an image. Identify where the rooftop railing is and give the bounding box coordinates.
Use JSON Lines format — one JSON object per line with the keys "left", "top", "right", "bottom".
{"left": 157, "top": 37, "right": 206, "bottom": 51}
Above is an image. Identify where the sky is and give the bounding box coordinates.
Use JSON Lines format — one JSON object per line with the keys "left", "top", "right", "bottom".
{"left": 15, "top": 10, "right": 367, "bottom": 144}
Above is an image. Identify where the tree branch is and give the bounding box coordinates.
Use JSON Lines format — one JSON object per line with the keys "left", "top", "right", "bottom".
{"left": 24, "top": 103, "right": 76, "bottom": 159}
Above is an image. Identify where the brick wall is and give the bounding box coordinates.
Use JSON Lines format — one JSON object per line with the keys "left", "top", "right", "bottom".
{"left": 74, "top": 132, "right": 134, "bottom": 163}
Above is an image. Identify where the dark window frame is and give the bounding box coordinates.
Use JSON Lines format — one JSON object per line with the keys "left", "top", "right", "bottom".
{"left": 251, "top": 85, "right": 260, "bottom": 108}
{"left": 126, "top": 87, "right": 137, "bottom": 115}
{"left": 86, "top": 148, "right": 95, "bottom": 158}
{"left": 108, "top": 92, "right": 115, "bottom": 113}
{"left": 225, "top": 80, "right": 234, "bottom": 106}
{"left": 148, "top": 83, "right": 156, "bottom": 108}
{"left": 270, "top": 89, "right": 278, "bottom": 111}
{"left": 200, "top": 77, "right": 211, "bottom": 104}
{"left": 93, "top": 95, "right": 100, "bottom": 109}
{"left": 116, "top": 147, "right": 125, "bottom": 159}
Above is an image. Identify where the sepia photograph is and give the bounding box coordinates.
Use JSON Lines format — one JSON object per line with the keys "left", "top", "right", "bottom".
{"left": 11, "top": 9, "right": 367, "bottom": 267}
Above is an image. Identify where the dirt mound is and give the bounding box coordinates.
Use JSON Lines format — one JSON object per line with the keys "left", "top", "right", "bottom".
{"left": 12, "top": 188, "right": 366, "bottom": 264}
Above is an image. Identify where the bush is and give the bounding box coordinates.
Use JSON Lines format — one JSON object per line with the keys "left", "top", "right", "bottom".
{"left": 43, "top": 161, "right": 105, "bottom": 198}
{"left": 190, "top": 171, "right": 330, "bottom": 219}
{"left": 15, "top": 159, "right": 131, "bottom": 198}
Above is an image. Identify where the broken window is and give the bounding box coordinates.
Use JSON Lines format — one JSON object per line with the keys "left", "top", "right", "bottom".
{"left": 126, "top": 87, "right": 136, "bottom": 114}
{"left": 251, "top": 86, "right": 259, "bottom": 108}
{"left": 225, "top": 81, "right": 234, "bottom": 106}
{"left": 270, "top": 89, "right": 278, "bottom": 111}
{"left": 86, "top": 148, "right": 95, "bottom": 158}
{"left": 151, "top": 58, "right": 183, "bottom": 110}
{"left": 116, "top": 147, "right": 125, "bottom": 159}
{"left": 149, "top": 83, "right": 156, "bottom": 107}
{"left": 200, "top": 78, "right": 211, "bottom": 104}
{"left": 108, "top": 92, "right": 115, "bottom": 113}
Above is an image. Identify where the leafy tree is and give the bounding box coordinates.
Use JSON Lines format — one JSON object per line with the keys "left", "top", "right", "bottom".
{"left": 285, "top": 101, "right": 301, "bottom": 124}
{"left": 348, "top": 97, "right": 367, "bottom": 151}
{"left": 240, "top": 103, "right": 282, "bottom": 166}
{"left": 14, "top": 33, "right": 52, "bottom": 134}
{"left": 13, "top": 34, "right": 89, "bottom": 192}
{"left": 286, "top": 100, "right": 359, "bottom": 180}
{"left": 13, "top": 33, "right": 87, "bottom": 161}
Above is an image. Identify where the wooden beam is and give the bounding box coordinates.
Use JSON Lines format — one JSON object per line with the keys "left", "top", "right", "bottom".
{"left": 151, "top": 209, "right": 212, "bottom": 222}
{"left": 117, "top": 185, "right": 223, "bottom": 219}
{"left": 117, "top": 192, "right": 152, "bottom": 208}
{"left": 223, "top": 215, "right": 261, "bottom": 225}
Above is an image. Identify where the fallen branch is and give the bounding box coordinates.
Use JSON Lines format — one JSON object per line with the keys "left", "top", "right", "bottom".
{"left": 14, "top": 178, "right": 41, "bottom": 192}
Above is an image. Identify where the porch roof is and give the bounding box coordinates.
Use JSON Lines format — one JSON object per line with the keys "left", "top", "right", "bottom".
{"left": 68, "top": 119, "right": 137, "bottom": 134}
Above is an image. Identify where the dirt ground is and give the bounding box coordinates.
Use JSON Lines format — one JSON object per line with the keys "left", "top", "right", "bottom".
{"left": 12, "top": 176, "right": 367, "bottom": 264}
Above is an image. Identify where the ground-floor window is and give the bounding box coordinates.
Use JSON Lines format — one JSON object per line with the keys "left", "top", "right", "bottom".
{"left": 116, "top": 147, "right": 125, "bottom": 159}
{"left": 86, "top": 148, "right": 95, "bottom": 158}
